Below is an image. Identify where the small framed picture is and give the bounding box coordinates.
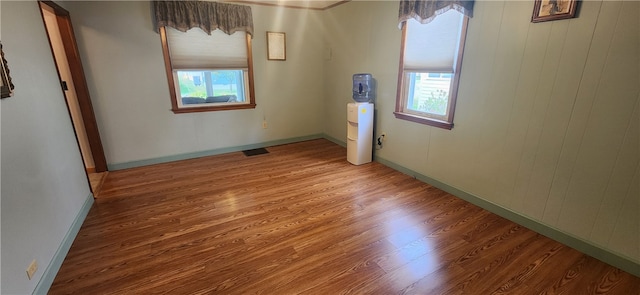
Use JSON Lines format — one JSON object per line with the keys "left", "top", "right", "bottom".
{"left": 266, "top": 31, "right": 286, "bottom": 61}
{"left": 531, "top": 0, "right": 578, "bottom": 23}
{"left": 1, "top": 42, "right": 15, "bottom": 99}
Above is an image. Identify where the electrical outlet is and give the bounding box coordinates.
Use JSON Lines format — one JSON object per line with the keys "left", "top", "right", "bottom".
{"left": 377, "top": 133, "right": 387, "bottom": 148}
{"left": 262, "top": 120, "right": 268, "bottom": 129}
{"left": 26, "top": 259, "right": 38, "bottom": 280}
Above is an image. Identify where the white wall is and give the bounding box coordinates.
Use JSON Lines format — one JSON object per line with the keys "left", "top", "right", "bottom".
{"left": 323, "top": 0, "right": 638, "bottom": 263}
{"left": 65, "top": 1, "right": 325, "bottom": 166}
{"left": 1, "top": 1, "right": 92, "bottom": 294}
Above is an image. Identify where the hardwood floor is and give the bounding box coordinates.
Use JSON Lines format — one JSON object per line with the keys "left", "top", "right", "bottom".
{"left": 50, "top": 139, "right": 639, "bottom": 294}
{"left": 88, "top": 171, "right": 108, "bottom": 197}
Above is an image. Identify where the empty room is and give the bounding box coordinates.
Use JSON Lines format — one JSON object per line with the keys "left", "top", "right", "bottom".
{"left": 1, "top": 0, "right": 638, "bottom": 294}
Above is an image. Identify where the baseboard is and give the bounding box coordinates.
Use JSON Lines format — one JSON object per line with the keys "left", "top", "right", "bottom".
{"left": 108, "top": 134, "right": 325, "bottom": 171}
{"left": 322, "top": 133, "right": 346, "bottom": 147}
{"left": 374, "top": 155, "right": 640, "bottom": 278}
{"left": 33, "top": 194, "right": 95, "bottom": 295}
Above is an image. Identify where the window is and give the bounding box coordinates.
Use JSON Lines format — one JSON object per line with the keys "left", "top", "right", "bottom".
{"left": 176, "top": 70, "right": 247, "bottom": 105}
{"left": 395, "top": 9, "right": 469, "bottom": 129}
{"left": 159, "top": 26, "right": 256, "bottom": 113}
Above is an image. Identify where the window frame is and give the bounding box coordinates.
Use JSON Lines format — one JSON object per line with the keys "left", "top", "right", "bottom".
{"left": 159, "top": 26, "right": 256, "bottom": 114}
{"left": 394, "top": 16, "right": 469, "bottom": 130}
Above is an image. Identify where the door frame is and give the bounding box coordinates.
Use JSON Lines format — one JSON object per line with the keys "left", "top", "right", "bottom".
{"left": 39, "top": 0, "right": 107, "bottom": 173}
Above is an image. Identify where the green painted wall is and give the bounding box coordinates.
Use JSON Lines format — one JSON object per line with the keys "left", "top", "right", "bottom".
{"left": 323, "top": 0, "right": 639, "bottom": 264}
{"left": 1, "top": 2, "right": 637, "bottom": 294}
{"left": 65, "top": 1, "right": 326, "bottom": 166}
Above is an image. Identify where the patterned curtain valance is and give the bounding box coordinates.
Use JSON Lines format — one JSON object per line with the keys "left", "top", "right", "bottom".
{"left": 398, "top": 0, "right": 474, "bottom": 27}
{"left": 153, "top": 0, "right": 253, "bottom": 37}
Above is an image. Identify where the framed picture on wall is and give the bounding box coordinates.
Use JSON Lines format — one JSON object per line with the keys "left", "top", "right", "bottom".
{"left": 1, "top": 41, "right": 15, "bottom": 99}
{"left": 531, "top": 0, "right": 578, "bottom": 23}
{"left": 266, "top": 31, "right": 286, "bottom": 61}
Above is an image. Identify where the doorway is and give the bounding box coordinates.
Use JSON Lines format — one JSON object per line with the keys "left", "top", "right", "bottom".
{"left": 39, "top": 1, "right": 108, "bottom": 195}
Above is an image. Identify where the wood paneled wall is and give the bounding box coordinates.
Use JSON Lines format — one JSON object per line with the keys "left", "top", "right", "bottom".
{"left": 453, "top": 0, "right": 638, "bottom": 261}
{"left": 323, "top": 0, "right": 638, "bottom": 263}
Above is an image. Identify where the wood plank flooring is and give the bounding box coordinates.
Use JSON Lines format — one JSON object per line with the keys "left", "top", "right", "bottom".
{"left": 88, "top": 171, "right": 108, "bottom": 197}
{"left": 49, "top": 139, "right": 640, "bottom": 294}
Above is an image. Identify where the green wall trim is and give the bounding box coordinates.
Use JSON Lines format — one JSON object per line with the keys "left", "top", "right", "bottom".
{"left": 108, "top": 134, "right": 325, "bottom": 171}
{"left": 33, "top": 193, "right": 95, "bottom": 295}
{"left": 374, "top": 155, "right": 640, "bottom": 278}
{"left": 322, "top": 134, "right": 346, "bottom": 147}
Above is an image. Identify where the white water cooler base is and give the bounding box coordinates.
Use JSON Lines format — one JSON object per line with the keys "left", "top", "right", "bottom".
{"left": 347, "top": 102, "right": 373, "bottom": 165}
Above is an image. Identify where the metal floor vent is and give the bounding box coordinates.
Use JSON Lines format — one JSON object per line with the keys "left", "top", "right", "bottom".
{"left": 242, "top": 148, "right": 269, "bottom": 157}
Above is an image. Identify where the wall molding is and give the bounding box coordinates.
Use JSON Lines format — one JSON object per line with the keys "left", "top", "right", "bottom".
{"left": 322, "top": 134, "right": 346, "bottom": 147}
{"left": 108, "top": 134, "right": 325, "bottom": 171}
{"left": 373, "top": 154, "right": 640, "bottom": 278}
{"left": 33, "top": 193, "right": 94, "bottom": 295}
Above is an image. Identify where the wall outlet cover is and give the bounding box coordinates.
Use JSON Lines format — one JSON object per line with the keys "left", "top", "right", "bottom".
{"left": 26, "top": 259, "right": 38, "bottom": 280}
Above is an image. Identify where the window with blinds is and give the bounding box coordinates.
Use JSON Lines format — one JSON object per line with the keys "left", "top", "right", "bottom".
{"left": 159, "top": 26, "right": 256, "bottom": 113}
{"left": 394, "top": 9, "right": 468, "bottom": 130}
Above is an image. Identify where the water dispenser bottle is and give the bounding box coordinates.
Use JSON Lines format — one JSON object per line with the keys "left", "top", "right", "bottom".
{"left": 352, "top": 73, "right": 375, "bottom": 102}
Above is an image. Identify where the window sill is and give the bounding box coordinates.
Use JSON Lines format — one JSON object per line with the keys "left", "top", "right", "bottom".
{"left": 172, "top": 103, "right": 257, "bottom": 114}
{"left": 393, "top": 111, "right": 454, "bottom": 130}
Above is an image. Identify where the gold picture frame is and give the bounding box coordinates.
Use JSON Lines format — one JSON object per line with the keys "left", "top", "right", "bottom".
{"left": 266, "top": 31, "right": 286, "bottom": 61}
{"left": 1, "top": 41, "right": 15, "bottom": 99}
{"left": 531, "top": 0, "right": 578, "bottom": 23}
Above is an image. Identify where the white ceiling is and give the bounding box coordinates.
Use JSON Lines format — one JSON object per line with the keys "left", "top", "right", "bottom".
{"left": 224, "top": 0, "right": 348, "bottom": 10}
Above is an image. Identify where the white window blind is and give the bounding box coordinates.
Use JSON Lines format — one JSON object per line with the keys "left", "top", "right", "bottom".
{"left": 166, "top": 27, "right": 248, "bottom": 69}
{"left": 404, "top": 9, "right": 464, "bottom": 72}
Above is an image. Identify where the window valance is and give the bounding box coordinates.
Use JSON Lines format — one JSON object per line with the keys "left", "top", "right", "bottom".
{"left": 153, "top": 0, "right": 253, "bottom": 37}
{"left": 398, "top": 0, "right": 474, "bottom": 27}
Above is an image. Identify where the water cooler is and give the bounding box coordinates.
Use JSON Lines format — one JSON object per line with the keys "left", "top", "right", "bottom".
{"left": 347, "top": 74, "right": 375, "bottom": 165}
